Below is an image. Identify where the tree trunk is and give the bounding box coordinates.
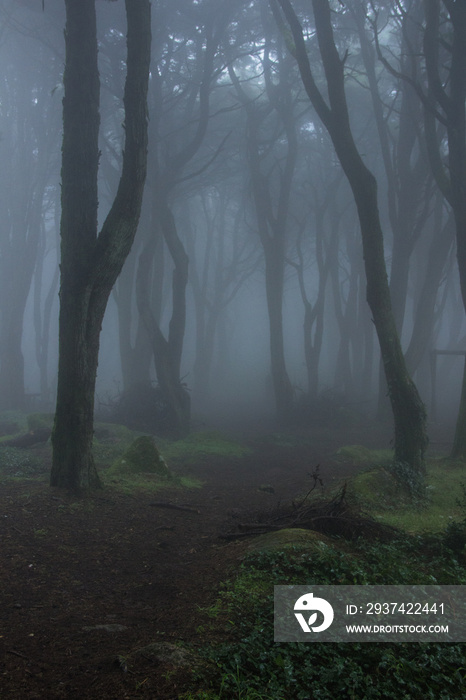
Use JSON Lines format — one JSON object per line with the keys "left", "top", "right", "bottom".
{"left": 0, "top": 95, "right": 46, "bottom": 411}
{"left": 51, "top": 0, "right": 151, "bottom": 492}
{"left": 135, "top": 202, "right": 191, "bottom": 439}
{"left": 275, "top": 0, "right": 428, "bottom": 477}
{"left": 0, "top": 316, "right": 25, "bottom": 412}
{"left": 405, "top": 205, "right": 454, "bottom": 375}
{"left": 420, "top": 0, "right": 466, "bottom": 457}
{"left": 229, "top": 47, "right": 296, "bottom": 422}
{"left": 265, "top": 246, "right": 294, "bottom": 421}
{"left": 115, "top": 246, "right": 153, "bottom": 392}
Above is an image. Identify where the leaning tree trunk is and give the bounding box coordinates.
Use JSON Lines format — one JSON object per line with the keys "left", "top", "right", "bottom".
{"left": 51, "top": 0, "right": 151, "bottom": 492}
{"left": 275, "top": 0, "right": 428, "bottom": 478}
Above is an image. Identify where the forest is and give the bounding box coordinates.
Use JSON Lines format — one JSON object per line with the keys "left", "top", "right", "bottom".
{"left": 1, "top": 0, "right": 466, "bottom": 698}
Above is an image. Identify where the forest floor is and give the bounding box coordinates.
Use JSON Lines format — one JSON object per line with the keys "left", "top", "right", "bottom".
{"left": 0, "top": 417, "right": 450, "bottom": 699}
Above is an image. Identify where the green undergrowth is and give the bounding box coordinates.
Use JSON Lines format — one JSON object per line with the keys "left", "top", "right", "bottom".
{"left": 340, "top": 446, "right": 466, "bottom": 533}
{"left": 0, "top": 410, "right": 28, "bottom": 442}
{"left": 104, "top": 435, "right": 172, "bottom": 495}
{"left": 92, "top": 422, "right": 145, "bottom": 465}
{"left": 336, "top": 444, "right": 393, "bottom": 467}
{"left": 0, "top": 411, "right": 54, "bottom": 442}
{"left": 102, "top": 468, "right": 201, "bottom": 496}
{"left": 27, "top": 412, "right": 54, "bottom": 431}
{"left": 263, "top": 432, "right": 314, "bottom": 449}
{"left": 161, "top": 430, "right": 252, "bottom": 465}
{"left": 194, "top": 536, "right": 466, "bottom": 699}
{"left": 0, "top": 446, "right": 46, "bottom": 480}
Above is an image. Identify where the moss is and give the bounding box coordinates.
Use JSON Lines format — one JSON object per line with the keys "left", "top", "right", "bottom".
{"left": 344, "top": 458, "right": 466, "bottom": 533}
{"left": 27, "top": 413, "right": 54, "bottom": 432}
{"left": 94, "top": 422, "right": 140, "bottom": 443}
{"left": 246, "top": 528, "right": 335, "bottom": 553}
{"left": 92, "top": 422, "right": 144, "bottom": 465}
{"left": 0, "top": 446, "right": 45, "bottom": 479}
{"left": 265, "top": 433, "right": 313, "bottom": 448}
{"left": 108, "top": 435, "right": 171, "bottom": 478}
{"left": 178, "top": 475, "right": 203, "bottom": 489}
{"left": 163, "top": 430, "right": 252, "bottom": 464}
{"left": 336, "top": 444, "right": 393, "bottom": 466}
{"left": 101, "top": 433, "right": 204, "bottom": 496}
{"left": 103, "top": 472, "right": 201, "bottom": 496}
{"left": 0, "top": 410, "right": 28, "bottom": 441}
{"left": 346, "top": 467, "right": 407, "bottom": 509}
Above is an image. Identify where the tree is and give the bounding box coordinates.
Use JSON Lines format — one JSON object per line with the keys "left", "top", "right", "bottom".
{"left": 50, "top": 0, "right": 151, "bottom": 492}
{"left": 135, "top": 0, "right": 234, "bottom": 437}
{"left": 273, "top": 0, "right": 428, "bottom": 480}
{"left": 183, "top": 186, "right": 261, "bottom": 405}
{"left": 0, "top": 9, "right": 61, "bottom": 411}
{"left": 229, "top": 20, "right": 300, "bottom": 421}
{"left": 421, "top": 0, "right": 466, "bottom": 456}
{"left": 354, "top": 1, "right": 431, "bottom": 336}
{"left": 373, "top": 0, "right": 466, "bottom": 455}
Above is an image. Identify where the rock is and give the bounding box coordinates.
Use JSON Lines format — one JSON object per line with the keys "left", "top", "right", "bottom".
{"left": 113, "top": 436, "right": 171, "bottom": 478}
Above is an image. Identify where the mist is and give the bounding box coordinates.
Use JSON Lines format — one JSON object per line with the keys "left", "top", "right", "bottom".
{"left": 0, "top": 1, "right": 463, "bottom": 451}
{"left": 2, "top": 2, "right": 466, "bottom": 698}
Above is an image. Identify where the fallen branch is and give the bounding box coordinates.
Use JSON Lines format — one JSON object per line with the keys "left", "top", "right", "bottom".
{"left": 221, "top": 482, "right": 397, "bottom": 543}
{"left": 220, "top": 529, "right": 275, "bottom": 540}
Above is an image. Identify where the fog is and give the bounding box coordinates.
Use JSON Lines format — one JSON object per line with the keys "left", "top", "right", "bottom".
{"left": 1, "top": 0, "right": 465, "bottom": 447}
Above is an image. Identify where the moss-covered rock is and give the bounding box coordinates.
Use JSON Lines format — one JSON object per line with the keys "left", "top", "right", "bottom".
{"left": 247, "top": 528, "right": 333, "bottom": 553}
{"left": 92, "top": 422, "right": 143, "bottom": 466}
{"left": 110, "top": 435, "right": 171, "bottom": 478}
{"left": 345, "top": 467, "right": 403, "bottom": 510}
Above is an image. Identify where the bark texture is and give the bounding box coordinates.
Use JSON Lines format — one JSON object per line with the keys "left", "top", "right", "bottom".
{"left": 51, "top": 0, "right": 151, "bottom": 492}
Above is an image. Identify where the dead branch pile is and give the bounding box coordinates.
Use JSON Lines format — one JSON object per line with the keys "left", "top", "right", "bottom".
{"left": 222, "top": 481, "right": 399, "bottom": 543}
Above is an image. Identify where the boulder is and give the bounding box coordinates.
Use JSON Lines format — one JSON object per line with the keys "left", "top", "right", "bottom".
{"left": 114, "top": 435, "right": 171, "bottom": 478}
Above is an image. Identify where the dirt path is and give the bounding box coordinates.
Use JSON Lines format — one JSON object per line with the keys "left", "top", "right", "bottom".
{"left": 0, "top": 434, "right": 373, "bottom": 699}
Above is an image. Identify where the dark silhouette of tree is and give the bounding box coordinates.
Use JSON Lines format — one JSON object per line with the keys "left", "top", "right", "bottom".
{"left": 354, "top": 1, "right": 431, "bottom": 336}
{"left": 50, "top": 0, "right": 151, "bottom": 492}
{"left": 0, "top": 13, "right": 61, "bottom": 411}
{"left": 229, "top": 23, "right": 300, "bottom": 421}
{"left": 421, "top": 0, "right": 466, "bottom": 457}
{"left": 373, "top": 0, "right": 466, "bottom": 455}
{"left": 183, "top": 187, "right": 261, "bottom": 406}
{"left": 273, "top": 0, "right": 428, "bottom": 479}
{"left": 135, "top": 0, "right": 234, "bottom": 437}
